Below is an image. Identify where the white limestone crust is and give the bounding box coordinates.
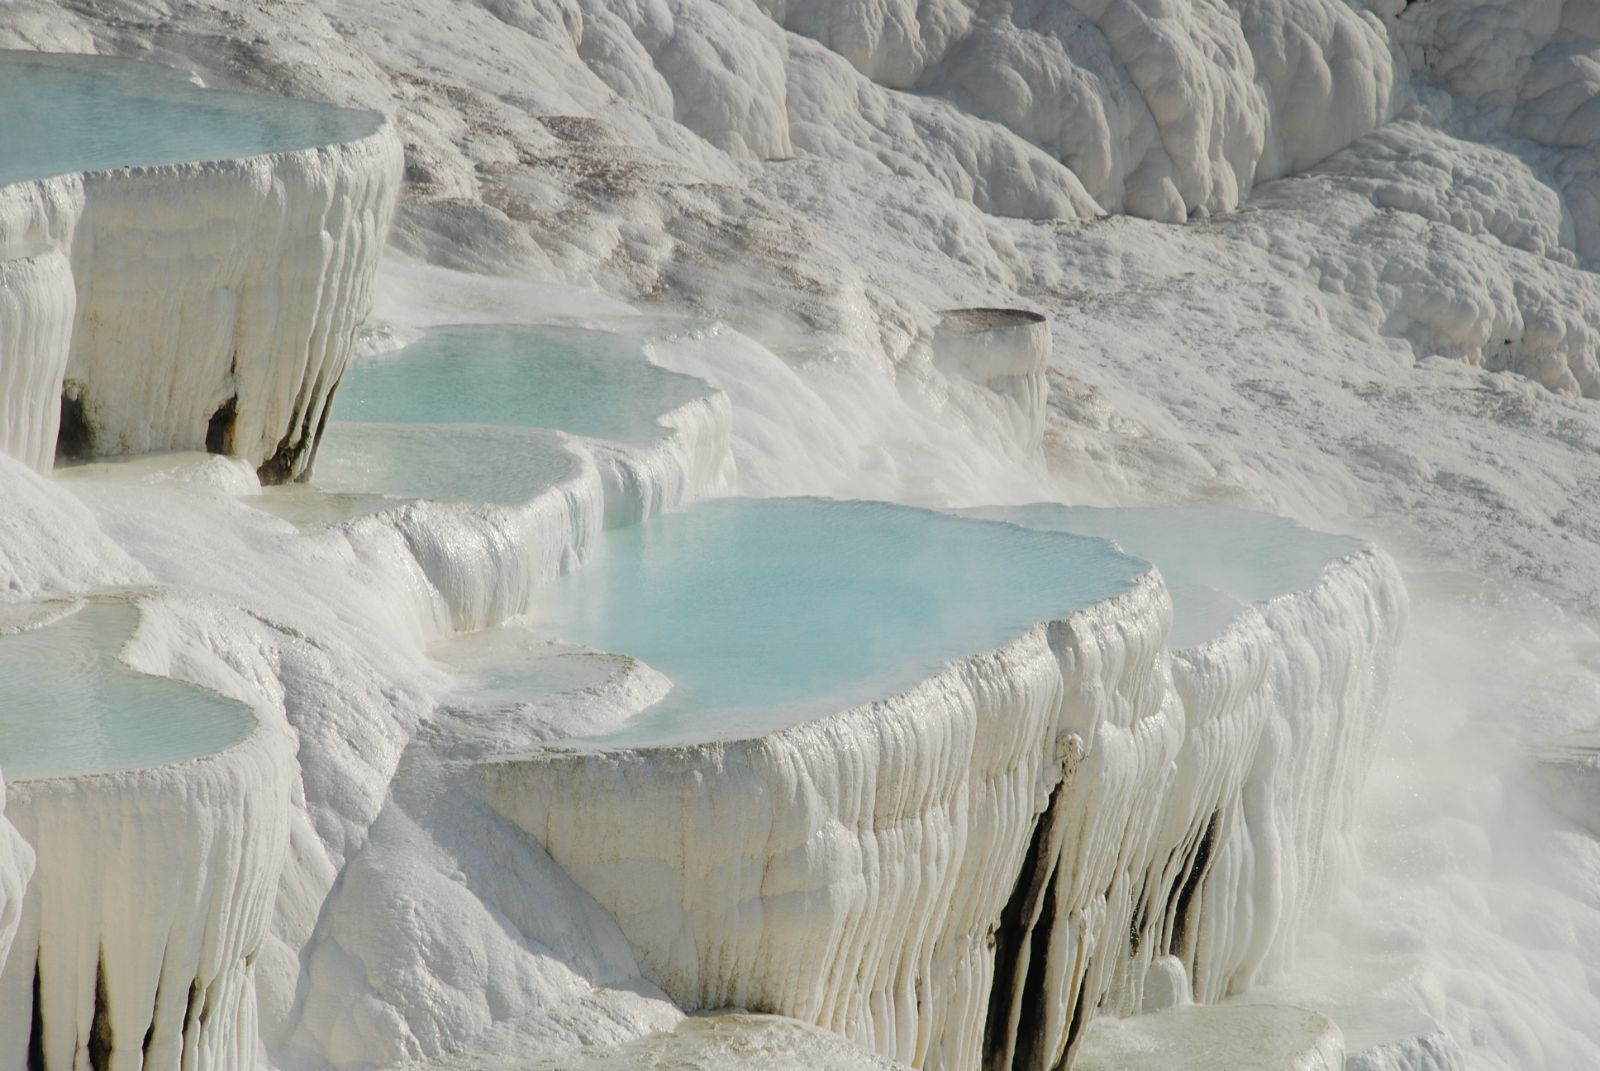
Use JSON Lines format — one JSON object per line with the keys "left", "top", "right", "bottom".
{"left": 587, "top": 390, "right": 737, "bottom": 528}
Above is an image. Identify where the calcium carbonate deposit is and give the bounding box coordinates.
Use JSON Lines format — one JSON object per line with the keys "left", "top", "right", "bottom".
{"left": 1, "top": 2, "right": 1599, "bottom": 1070}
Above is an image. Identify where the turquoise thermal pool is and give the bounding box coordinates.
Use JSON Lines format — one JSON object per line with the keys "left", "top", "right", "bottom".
{"left": 0, "top": 50, "right": 382, "bottom": 187}
{"left": 0, "top": 602, "right": 255, "bottom": 780}
{"left": 257, "top": 423, "right": 582, "bottom": 524}
{"left": 312, "top": 422, "right": 582, "bottom": 507}
{"left": 533, "top": 497, "right": 1147, "bottom": 746}
{"left": 969, "top": 504, "right": 1362, "bottom": 647}
{"left": 335, "top": 326, "right": 711, "bottom": 442}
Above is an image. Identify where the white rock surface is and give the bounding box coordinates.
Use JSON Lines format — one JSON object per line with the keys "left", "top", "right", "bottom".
{"left": 480, "top": 596, "right": 1151, "bottom": 1071}
{"left": 588, "top": 389, "right": 736, "bottom": 528}
{"left": 0, "top": 780, "right": 33, "bottom": 991}
{"left": 1528, "top": 735, "right": 1600, "bottom": 837}
{"left": 932, "top": 308, "right": 1051, "bottom": 455}
{"left": 517, "top": 1012, "right": 912, "bottom": 1070}
{"left": 1161, "top": 549, "right": 1405, "bottom": 1004}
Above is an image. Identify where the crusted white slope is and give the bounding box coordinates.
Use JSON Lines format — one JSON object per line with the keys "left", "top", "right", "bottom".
{"left": 1072, "top": 1002, "right": 1344, "bottom": 1071}
{"left": 17, "top": 372, "right": 735, "bottom": 1067}
{"left": 0, "top": 0, "right": 1419, "bottom": 369}
{"left": 932, "top": 309, "right": 1051, "bottom": 456}
{"left": 588, "top": 389, "right": 736, "bottom": 527}
{"left": 1160, "top": 550, "right": 1405, "bottom": 1002}
{"left": 479, "top": 593, "right": 1153, "bottom": 1071}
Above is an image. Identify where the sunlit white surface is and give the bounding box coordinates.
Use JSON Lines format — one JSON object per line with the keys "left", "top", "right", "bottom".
{"left": 1072, "top": 1003, "right": 1344, "bottom": 1071}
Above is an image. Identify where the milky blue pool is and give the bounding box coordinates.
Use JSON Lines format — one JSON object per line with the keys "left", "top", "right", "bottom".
{"left": 968, "top": 504, "right": 1362, "bottom": 647}
{"left": 255, "top": 422, "right": 584, "bottom": 526}
{"left": 533, "top": 498, "right": 1147, "bottom": 746}
{"left": 317, "top": 422, "right": 581, "bottom": 505}
{"left": 0, "top": 50, "right": 381, "bottom": 187}
{"left": 335, "top": 326, "right": 711, "bottom": 443}
{"left": 0, "top": 602, "right": 255, "bottom": 780}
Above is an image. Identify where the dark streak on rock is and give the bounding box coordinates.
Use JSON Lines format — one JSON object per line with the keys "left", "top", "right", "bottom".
{"left": 55, "top": 387, "right": 92, "bottom": 463}
{"left": 205, "top": 394, "right": 239, "bottom": 455}
{"left": 88, "top": 950, "right": 111, "bottom": 1071}
{"left": 27, "top": 955, "right": 44, "bottom": 1071}
{"left": 1168, "top": 811, "right": 1219, "bottom": 966}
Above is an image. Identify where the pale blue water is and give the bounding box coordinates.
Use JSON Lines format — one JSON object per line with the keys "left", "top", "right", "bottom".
{"left": 0, "top": 603, "right": 254, "bottom": 780}
{"left": 335, "top": 327, "right": 711, "bottom": 442}
{"left": 259, "top": 422, "right": 582, "bottom": 525}
{"left": 534, "top": 498, "right": 1147, "bottom": 746}
{"left": 969, "top": 504, "right": 1362, "bottom": 647}
{"left": 314, "top": 422, "right": 582, "bottom": 506}
{"left": 0, "top": 51, "right": 381, "bottom": 187}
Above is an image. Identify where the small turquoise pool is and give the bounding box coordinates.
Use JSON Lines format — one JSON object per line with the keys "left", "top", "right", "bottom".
{"left": 314, "top": 422, "right": 582, "bottom": 506}
{"left": 968, "top": 504, "right": 1362, "bottom": 647}
{"left": 257, "top": 422, "right": 583, "bottom": 525}
{"left": 0, "top": 50, "right": 381, "bottom": 187}
{"left": 0, "top": 602, "right": 255, "bottom": 780}
{"left": 335, "top": 326, "right": 711, "bottom": 443}
{"left": 533, "top": 498, "right": 1147, "bottom": 746}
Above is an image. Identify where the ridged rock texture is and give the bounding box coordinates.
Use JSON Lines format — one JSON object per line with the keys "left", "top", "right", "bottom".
{"left": 0, "top": 176, "right": 81, "bottom": 472}
{"left": 0, "top": 725, "right": 294, "bottom": 1070}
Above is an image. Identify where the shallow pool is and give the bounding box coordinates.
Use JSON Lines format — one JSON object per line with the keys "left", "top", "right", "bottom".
{"left": 0, "top": 602, "right": 255, "bottom": 780}
{"left": 968, "top": 504, "right": 1362, "bottom": 647}
{"left": 533, "top": 498, "right": 1146, "bottom": 746}
{"left": 0, "top": 50, "right": 381, "bottom": 187}
{"left": 314, "top": 422, "right": 582, "bottom": 506}
{"left": 255, "top": 422, "right": 584, "bottom": 526}
{"left": 335, "top": 326, "right": 711, "bottom": 443}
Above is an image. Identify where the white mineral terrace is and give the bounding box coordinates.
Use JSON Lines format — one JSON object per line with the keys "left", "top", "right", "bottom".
{"left": 0, "top": 26, "right": 1444, "bottom": 1071}
{"left": 250, "top": 323, "right": 735, "bottom": 630}
{"left": 0, "top": 50, "right": 401, "bottom": 480}
{"left": 0, "top": 598, "right": 291, "bottom": 1069}
{"left": 0, "top": 600, "right": 253, "bottom": 780}
{"left": 0, "top": 286, "right": 1404, "bottom": 1070}
{"left": 478, "top": 500, "right": 1403, "bottom": 1070}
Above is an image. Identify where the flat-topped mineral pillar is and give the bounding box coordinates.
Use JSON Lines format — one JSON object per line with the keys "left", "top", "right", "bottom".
{"left": 932, "top": 307, "right": 1051, "bottom": 454}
